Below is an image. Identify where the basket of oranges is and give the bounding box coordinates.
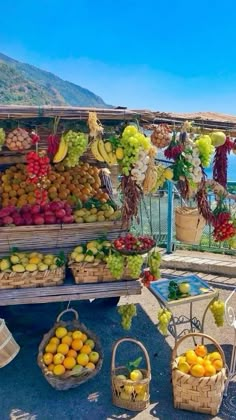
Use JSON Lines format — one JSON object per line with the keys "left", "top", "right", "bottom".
{"left": 172, "top": 332, "right": 227, "bottom": 416}
{"left": 37, "top": 308, "right": 103, "bottom": 390}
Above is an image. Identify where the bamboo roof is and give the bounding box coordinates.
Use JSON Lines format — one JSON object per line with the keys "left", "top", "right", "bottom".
{"left": 0, "top": 105, "right": 236, "bottom": 130}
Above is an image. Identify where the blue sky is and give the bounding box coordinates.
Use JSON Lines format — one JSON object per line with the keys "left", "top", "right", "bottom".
{"left": 1, "top": 0, "right": 236, "bottom": 112}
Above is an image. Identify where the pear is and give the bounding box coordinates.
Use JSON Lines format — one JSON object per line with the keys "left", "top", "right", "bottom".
{"left": 75, "top": 217, "right": 84, "bottom": 224}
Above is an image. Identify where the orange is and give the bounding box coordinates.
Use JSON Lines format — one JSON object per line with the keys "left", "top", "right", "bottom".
{"left": 57, "top": 343, "right": 69, "bottom": 355}
{"left": 195, "top": 345, "right": 207, "bottom": 358}
{"left": 185, "top": 350, "right": 198, "bottom": 365}
{"left": 43, "top": 353, "right": 53, "bottom": 366}
{"left": 67, "top": 349, "right": 78, "bottom": 358}
{"left": 50, "top": 337, "right": 60, "bottom": 346}
{"left": 48, "top": 363, "right": 55, "bottom": 372}
{"left": 71, "top": 339, "right": 83, "bottom": 351}
{"left": 81, "top": 333, "right": 88, "bottom": 343}
{"left": 212, "top": 359, "right": 223, "bottom": 372}
{"left": 72, "top": 330, "right": 83, "bottom": 340}
{"left": 177, "top": 362, "right": 190, "bottom": 374}
{"left": 55, "top": 327, "right": 67, "bottom": 339}
{"left": 45, "top": 343, "right": 57, "bottom": 354}
{"left": 77, "top": 353, "right": 89, "bottom": 366}
{"left": 63, "top": 356, "right": 76, "bottom": 370}
{"left": 53, "top": 353, "right": 65, "bottom": 365}
{"left": 196, "top": 356, "right": 204, "bottom": 366}
{"left": 190, "top": 364, "right": 205, "bottom": 377}
{"left": 61, "top": 335, "right": 73, "bottom": 346}
{"left": 53, "top": 364, "right": 66, "bottom": 376}
{"left": 204, "top": 362, "right": 216, "bottom": 377}
{"left": 80, "top": 344, "right": 92, "bottom": 355}
{"left": 85, "top": 362, "right": 95, "bottom": 370}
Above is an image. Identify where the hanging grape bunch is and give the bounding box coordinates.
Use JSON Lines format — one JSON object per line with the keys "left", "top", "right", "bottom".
{"left": 63, "top": 131, "right": 88, "bottom": 168}
{"left": 210, "top": 299, "right": 225, "bottom": 327}
{"left": 151, "top": 124, "right": 172, "bottom": 148}
{"left": 117, "top": 304, "right": 137, "bottom": 330}
{"left": 0, "top": 128, "right": 6, "bottom": 151}
{"left": 157, "top": 308, "right": 172, "bottom": 335}
{"left": 126, "top": 255, "right": 143, "bottom": 278}
{"left": 106, "top": 254, "right": 125, "bottom": 279}
{"left": 5, "top": 128, "right": 32, "bottom": 151}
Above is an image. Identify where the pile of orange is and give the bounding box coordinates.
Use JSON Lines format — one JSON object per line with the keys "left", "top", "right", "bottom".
{"left": 42, "top": 326, "right": 100, "bottom": 376}
{"left": 177, "top": 344, "right": 223, "bottom": 377}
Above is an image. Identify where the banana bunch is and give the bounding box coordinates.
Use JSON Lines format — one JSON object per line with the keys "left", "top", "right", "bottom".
{"left": 148, "top": 249, "right": 161, "bottom": 279}
{"left": 53, "top": 135, "right": 68, "bottom": 163}
{"left": 91, "top": 139, "right": 117, "bottom": 166}
{"left": 0, "top": 128, "right": 6, "bottom": 151}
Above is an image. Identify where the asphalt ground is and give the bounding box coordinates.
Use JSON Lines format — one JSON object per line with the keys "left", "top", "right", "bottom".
{"left": 0, "top": 283, "right": 235, "bottom": 420}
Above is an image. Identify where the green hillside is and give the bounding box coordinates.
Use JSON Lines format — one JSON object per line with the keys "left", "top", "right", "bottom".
{"left": 0, "top": 53, "right": 109, "bottom": 107}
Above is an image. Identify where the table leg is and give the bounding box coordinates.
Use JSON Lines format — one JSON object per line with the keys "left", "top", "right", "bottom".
{"left": 200, "top": 294, "right": 219, "bottom": 342}
{"left": 224, "top": 329, "right": 236, "bottom": 397}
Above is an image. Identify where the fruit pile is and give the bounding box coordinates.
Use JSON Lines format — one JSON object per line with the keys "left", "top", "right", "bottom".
{"left": 114, "top": 368, "right": 148, "bottom": 402}
{"left": 151, "top": 124, "right": 172, "bottom": 148}
{"left": 74, "top": 203, "right": 121, "bottom": 223}
{"left": 176, "top": 345, "right": 224, "bottom": 378}
{"left": 5, "top": 128, "right": 32, "bottom": 151}
{"left": 212, "top": 211, "right": 236, "bottom": 242}
{"left": 0, "top": 162, "right": 108, "bottom": 208}
{"left": 42, "top": 326, "right": 100, "bottom": 377}
{"left": 113, "top": 233, "right": 155, "bottom": 254}
{"left": 0, "top": 251, "right": 64, "bottom": 273}
{"left": 0, "top": 201, "right": 74, "bottom": 226}
{"left": 70, "top": 240, "right": 112, "bottom": 264}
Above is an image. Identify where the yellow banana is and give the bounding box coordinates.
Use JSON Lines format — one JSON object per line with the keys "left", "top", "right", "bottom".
{"left": 98, "top": 139, "right": 111, "bottom": 164}
{"left": 53, "top": 136, "right": 68, "bottom": 163}
{"left": 91, "top": 139, "right": 104, "bottom": 162}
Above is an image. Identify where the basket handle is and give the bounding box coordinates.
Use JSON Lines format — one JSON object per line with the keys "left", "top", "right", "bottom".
{"left": 111, "top": 337, "right": 151, "bottom": 376}
{"left": 171, "top": 332, "right": 226, "bottom": 367}
{"left": 56, "top": 308, "right": 79, "bottom": 322}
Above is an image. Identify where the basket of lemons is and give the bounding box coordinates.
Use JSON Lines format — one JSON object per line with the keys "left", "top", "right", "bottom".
{"left": 38, "top": 309, "right": 103, "bottom": 390}
{"left": 111, "top": 338, "right": 151, "bottom": 411}
{"left": 172, "top": 332, "right": 227, "bottom": 416}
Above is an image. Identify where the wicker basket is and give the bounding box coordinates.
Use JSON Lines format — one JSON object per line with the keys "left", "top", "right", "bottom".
{"left": 38, "top": 309, "right": 103, "bottom": 390}
{"left": 172, "top": 332, "right": 227, "bottom": 416}
{"left": 175, "top": 207, "right": 206, "bottom": 245}
{"left": 111, "top": 338, "right": 151, "bottom": 412}
{"left": 69, "top": 261, "right": 136, "bottom": 284}
{"left": 0, "top": 319, "right": 20, "bottom": 368}
{"left": 0, "top": 266, "right": 65, "bottom": 289}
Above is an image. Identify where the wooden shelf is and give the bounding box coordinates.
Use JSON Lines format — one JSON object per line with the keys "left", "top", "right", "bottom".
{"left": 0, "top": 280, "right": 142, "bottom": 306}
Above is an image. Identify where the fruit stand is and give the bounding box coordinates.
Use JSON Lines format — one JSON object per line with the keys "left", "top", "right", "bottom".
{"left": 0, "top": 106, "right": 168, "bottom": 306}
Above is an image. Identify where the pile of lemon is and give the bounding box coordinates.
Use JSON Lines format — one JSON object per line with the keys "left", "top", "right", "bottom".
{"left": 42, "top": 326, "right": 100, "bottom": 376}
{"left": 176, "top": 345, "right": 223, "bottom": 377}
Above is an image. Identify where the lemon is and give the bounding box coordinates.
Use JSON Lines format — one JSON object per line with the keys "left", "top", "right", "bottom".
{"left": 75, "top": 254, "right": 85, "bottom": 263}
{"left": 130, "top": 369, "right": 143, "bottom": 381}
{"left": 25, "top": 263, "right": 37, "bottom": 272}
{"left": 115, "top": 147, "right": 124, "bottom": 160}
{"left": 0, "top": 259, "right": 11, "bottom": 271}
{"left": 10, "top": 255, "right": 20, "bottom": 264}
{"left": 12, "top": 264, "right": 25, "bottom": 273}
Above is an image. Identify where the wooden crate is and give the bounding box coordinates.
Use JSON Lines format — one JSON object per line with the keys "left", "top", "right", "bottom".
{"left": 0, "top": 221, "right": 125, "bottom": 256}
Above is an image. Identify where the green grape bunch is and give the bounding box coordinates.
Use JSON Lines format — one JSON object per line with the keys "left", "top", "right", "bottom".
{"left": 0, "top": 128, "right": 6, "bottom": 151}
{"left": 64, "top": 131, "right": 88, "bottom": 168}
{"left": 195, "top": 135, "right": 215, "bottom": 168}
{"left": 118, "top": 303, "right": 137, "bottom": 330}
{"left": 157, "top": 308, "right": 172, "bottom": 335}
{"left": 107, "top": 254, "right": 125, "bottom": 279}
{"left": 126, "top": 255, "right": 143, "bottom": 278}
{"left": 120, "top": 125, "right": 151, "bottom": 176}
{"left": 210, "top": 299, "right": 225, "bottom": 327}
{"left": 148, "top": 249, "right": 161, "bottom": 278}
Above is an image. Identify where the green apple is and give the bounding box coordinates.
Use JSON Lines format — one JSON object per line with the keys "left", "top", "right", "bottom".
{"left": 178, "top": 282, "right": 191, "bottom": 294}
{"left": 89, "top": 351, "right": 99, "bottom": 363}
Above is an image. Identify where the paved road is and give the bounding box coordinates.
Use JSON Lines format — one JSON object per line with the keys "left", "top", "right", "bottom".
{"left": 0, "top": 281, "right": 235, "bottom": 420}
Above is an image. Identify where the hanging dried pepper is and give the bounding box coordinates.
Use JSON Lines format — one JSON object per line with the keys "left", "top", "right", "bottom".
{"left": 213, "top": 137, "right": 234, "bottom": 188}
{"left": 121, "top": 175, "right": 142, "bottom": 227}
{"left": 196, "top": 177, "right": 215, "bottom": 224}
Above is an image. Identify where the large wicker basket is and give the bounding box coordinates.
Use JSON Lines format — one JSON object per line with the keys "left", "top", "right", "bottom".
{"left": 0, "top": 318, "right": 20, "bottom": 368}
{"left": 0, "top": 266, "right": 65, "bottom": 289}
{"left": 175, "top": 207, "right": 206, "bottom": 245}
{"left": 172, "top": 332, "right": 227, "bottom": 416}
{"left": 69, "top": 261, "right": 136, "bottom": 284}
{"left": 38, "top": 309, "right": 103, "bottom": 391}
{"left": 111, "top": 338, "right": 151, "bottom": 412}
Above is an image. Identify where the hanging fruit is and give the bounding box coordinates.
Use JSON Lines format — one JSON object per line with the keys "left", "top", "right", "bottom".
{"left": 151, "top": 124, "right": 171, "bottom": 148}
{"left": 210, "top": 131, "right": 226, "bottom": 148}
{"left": 0, "top": 128, "right": 6, "bottom": 151}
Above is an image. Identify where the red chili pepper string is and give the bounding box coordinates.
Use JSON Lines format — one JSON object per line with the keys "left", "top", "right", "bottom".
{"left": 213, "top": 137, "right": 234, "bottom": 188}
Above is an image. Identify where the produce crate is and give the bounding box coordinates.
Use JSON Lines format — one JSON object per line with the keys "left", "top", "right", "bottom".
{"left": 0, "top": 221, "right": 125, "bottom": 256}
{"left": 0, "top": 266, "right": 65, "bottom": 289}
{"left": 38, "top": 309, "right": 103, "bottom": 390}
{"left": 172, "top": 333, "right": 227, "bottom": 416}
{"left": 69, "top": 261, "right": 137, "bottom": 284}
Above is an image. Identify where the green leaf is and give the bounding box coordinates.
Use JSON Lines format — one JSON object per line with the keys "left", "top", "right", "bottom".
{"left": 126, "top": 357, "right": 142, "bottom": 372}
{"left": 10, "top": 247, "right": 19, "bottom": 254}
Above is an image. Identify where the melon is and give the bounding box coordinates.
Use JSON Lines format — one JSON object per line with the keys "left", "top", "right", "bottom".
{"left": 210, "top": 131, "right": 226, "bottom": 147}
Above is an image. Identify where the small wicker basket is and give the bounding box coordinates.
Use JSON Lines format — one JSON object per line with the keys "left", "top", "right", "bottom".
{"left": 111, "top": 338, "right": 151, "bottom": 412}
{"left": 172, "top": 332, "right": 227, "bottom": 416}
{"left": 0, "top": 266, "right": 65, "bottom": 289}
{"left": 38, "top": 309, "right": 103, "bottom": 390}
{"left": 175, "top": 207, "right": 206, "bottom": 245}
{"left": 69, "top": 261, "right": 136, "bottom": 284}
{"left": 0, "top": 318, "right": 20, "bottom": 368}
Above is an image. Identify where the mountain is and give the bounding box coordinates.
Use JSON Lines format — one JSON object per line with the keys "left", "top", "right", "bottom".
{"left": 0, "top": 53, "right": 109, "bottom": 107}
